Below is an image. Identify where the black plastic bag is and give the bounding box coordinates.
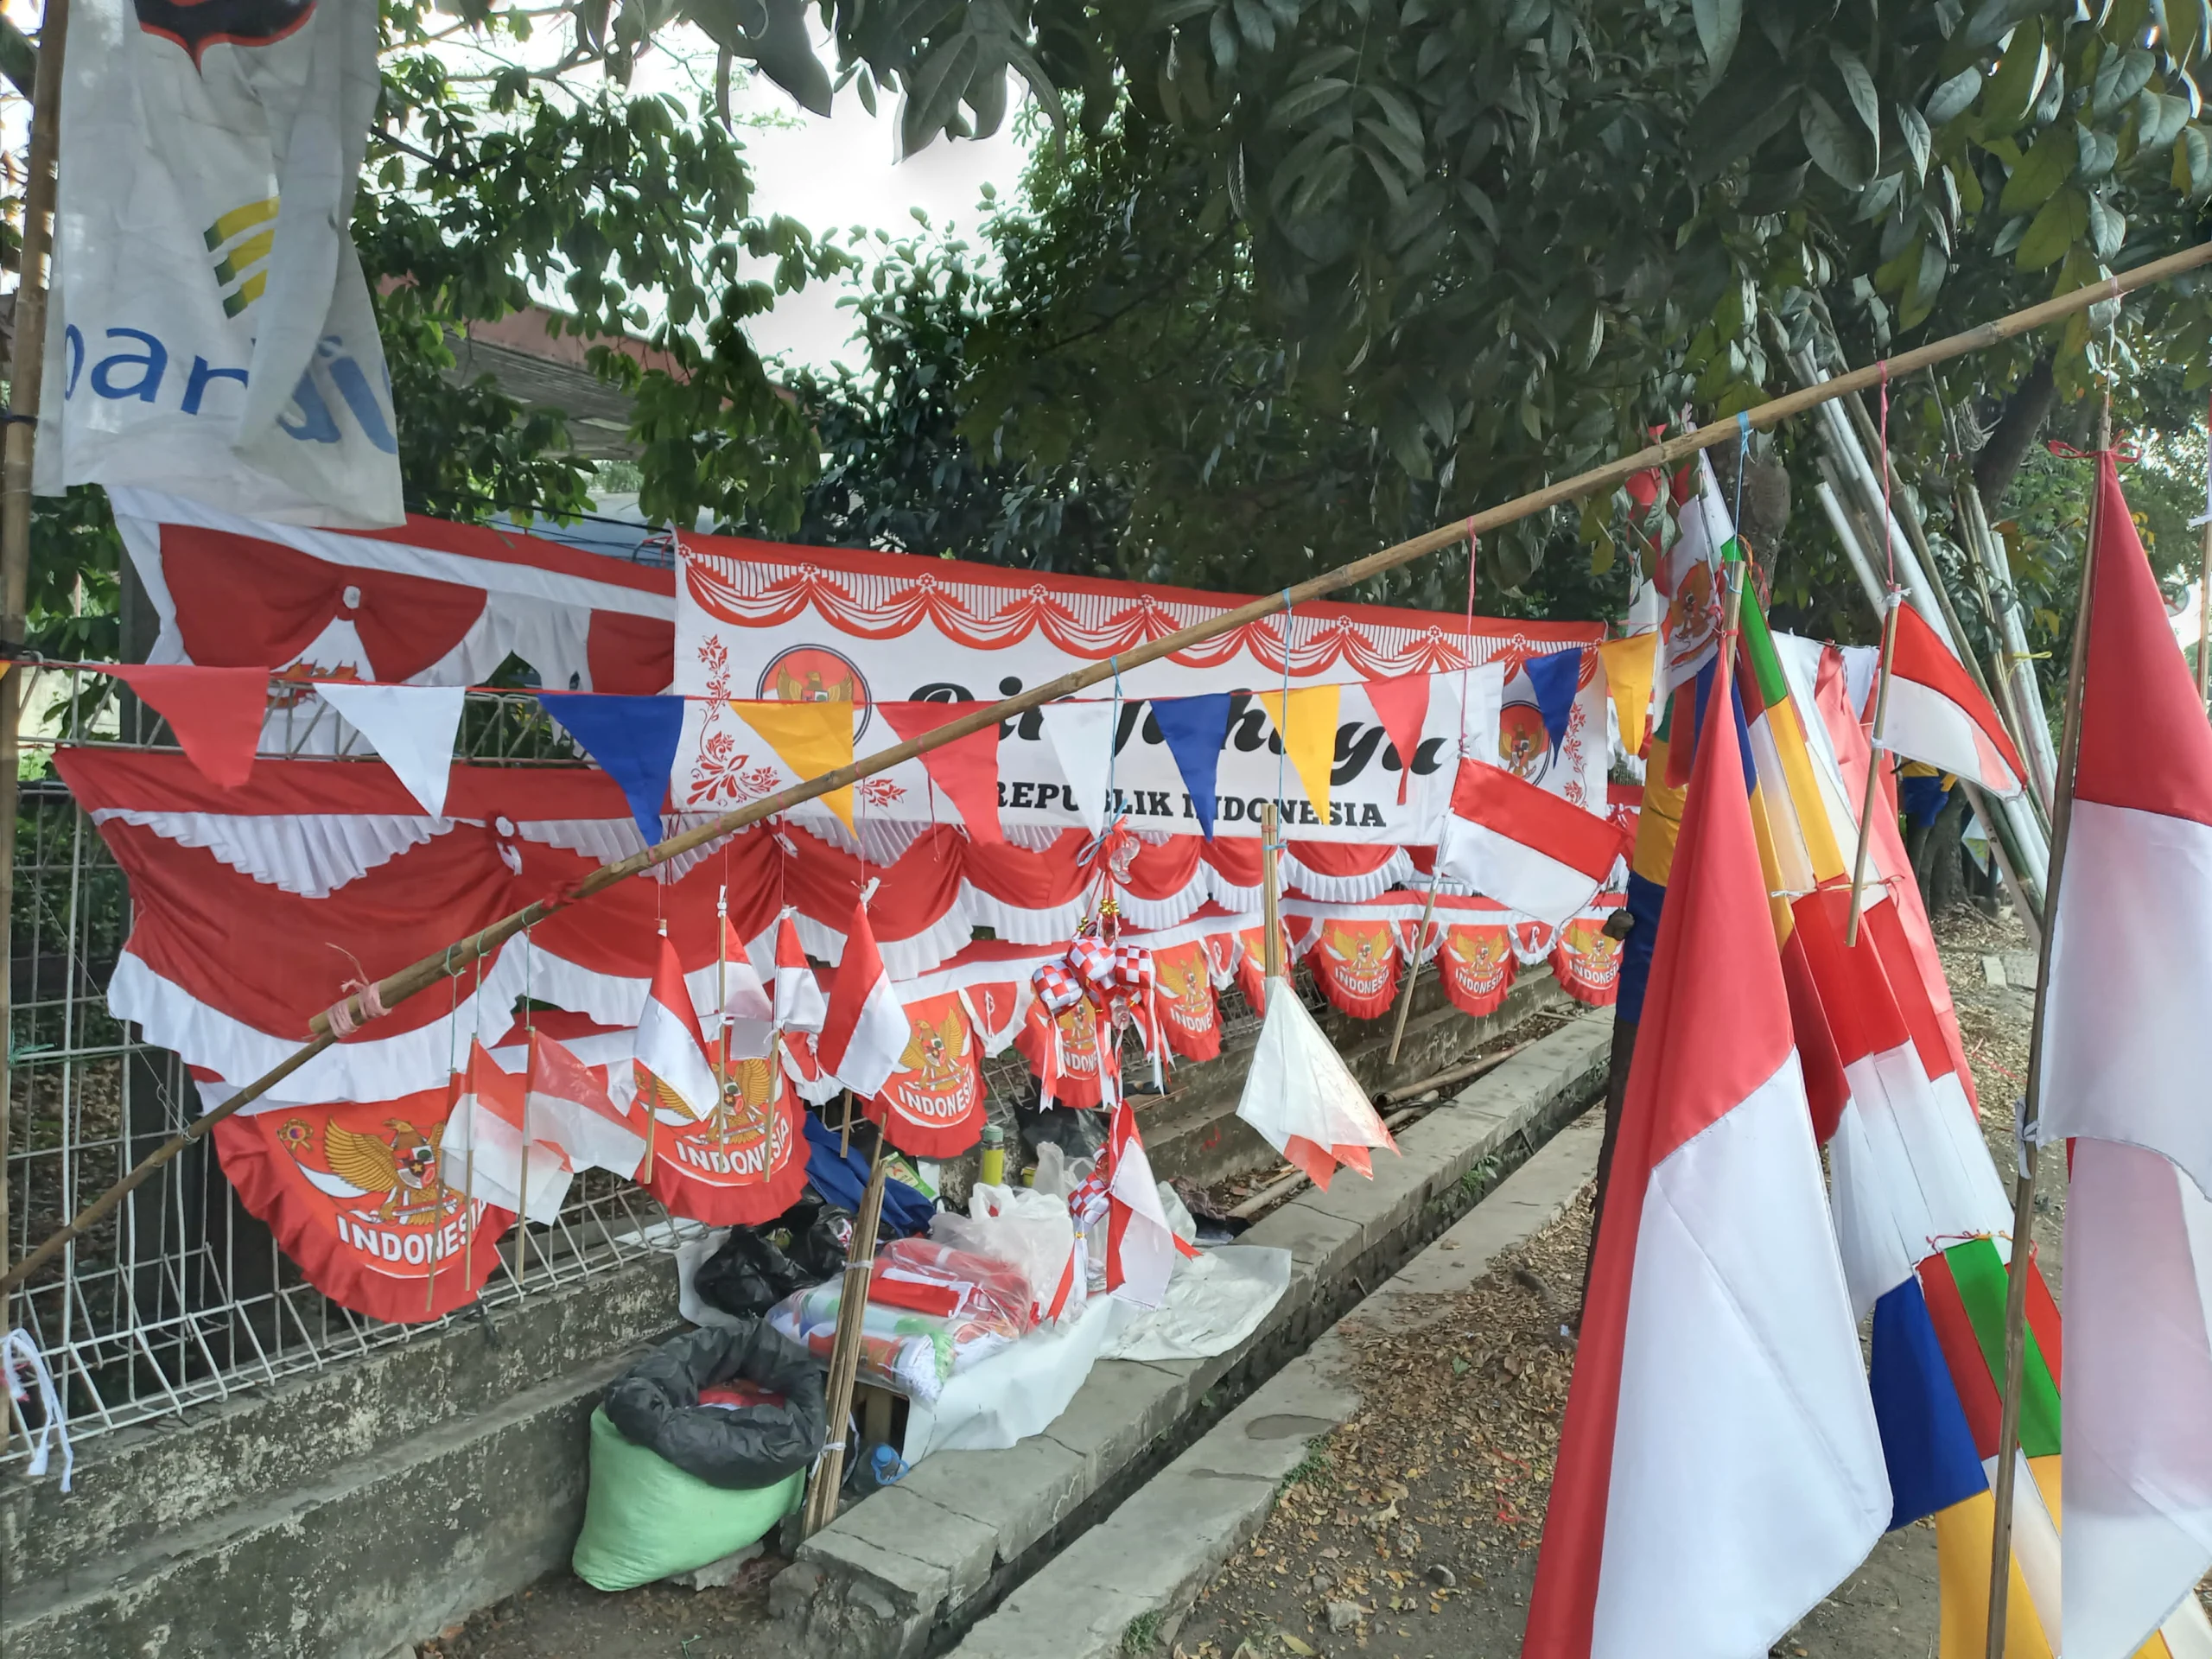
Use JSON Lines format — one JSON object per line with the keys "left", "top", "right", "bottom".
{"left": 1016, "top": 1093, "right": 1107, "bottom": 1167}
{"left": 693, "top": 1228, "right": 810, "bottom": 1320}
{"left": 779, "top": 1192, "right": 854, "bottom": 1281}
{"left": 603, "top": 1320, "right": 825, "bottom": 1490}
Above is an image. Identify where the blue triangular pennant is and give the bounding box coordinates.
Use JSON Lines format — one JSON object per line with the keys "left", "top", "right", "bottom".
{"left": 1523, "top": 647, "right": 1584, "bottom": 753}
{"left": 540, "top": 694, "right": 685, "bottom": 847}
{"left": 1149, "top": 693, "right": 1234, "bottom": 838}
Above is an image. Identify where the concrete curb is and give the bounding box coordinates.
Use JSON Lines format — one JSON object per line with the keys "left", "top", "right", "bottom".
{"left": 950, "top": 1105, "right": 1605, "bottom": 1659}
{"left": 770, "top": 1011, "right": 1611, "bottom": 1659}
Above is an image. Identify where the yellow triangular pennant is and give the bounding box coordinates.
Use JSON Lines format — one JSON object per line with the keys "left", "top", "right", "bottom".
{"left": 1596, "top": 633, "right": 1657, "bottom": 759}
{"left": 1255, "top": 684, "right": 1339, "bottom": 826}
{"left": 733, "top": 700, "right": 856, "bottom": 830}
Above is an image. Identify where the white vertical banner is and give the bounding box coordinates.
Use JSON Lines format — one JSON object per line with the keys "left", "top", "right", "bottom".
{"left": 36, "top": 0, "right": 402, "bottom": 527}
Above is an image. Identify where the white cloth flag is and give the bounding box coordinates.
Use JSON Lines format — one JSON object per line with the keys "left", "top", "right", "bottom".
{"left": 37, "top": 0, "right": 402, "bottom": 526}
{"left": 772, "top": 912, "right": 829, "bottom": 1034}
{"left": 313, "top": 683, "right": 463, "bottom": 817}
{"left": 524, "top": 1030, "right": 646, "bottom": 1180}
{"left": 1104, "top": 1102, "right": 1181, "bottom": 1310}
{"left": 720, "top": 918, "right": 775, "bottom": 1060}
{"left": 1236, "top": 976, "right": 1395, "bottom": 1189}
{"left": 2040, "top": 456, "right": 2212, "bottom": 1659}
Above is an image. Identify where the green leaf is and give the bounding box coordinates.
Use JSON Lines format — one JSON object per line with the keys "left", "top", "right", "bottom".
{"left": 1999, "top": 123, "right": 2074, "bottom": 213}
{"left": 2171, "top": 0, "right": 2212, "bottom": 68}
{"left": 2142, "top": 91, "right": 2193, "bottom": 152}
{"left": 1268, "top": 78, "right": 1353, "bottom": 129}
{"left": 2182, "top": 124, "right": 2212, "bottom": 197}
{"left": 2015, "top": 186, "right": 2087, "bottom": 269}
{"left": 1233, "top": 0, "right": 1275, "bottom": 53}
{"left": 1691, "top": 0, "right": 1743, "bottom": 77}
{"left": 1209, "top": 7, "right": 1238, "bottom": 72}
{"left": 1801, "top": 90, "right": 1871, "bottom": 187}
{"left": 1359, "top": 116, "right": 1426, "bottom": 180}
{"left": 2086, "top": 191, "right": 2125, "bottom": 258}
{"left": 1926, "top": 66, "right": 1983, "bottom": 128}
{"left": 1897, "top": 102, "right": 1931, "bottom": 181}
{"left": 1829, "top": 45, "right": 1882, "bottom": 153}
{"left": 1980, "top": 22, "right": 2051, "bottom": 134}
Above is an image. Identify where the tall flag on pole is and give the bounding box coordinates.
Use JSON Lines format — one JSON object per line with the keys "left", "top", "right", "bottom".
{"left": 2040, "top": 454, "right": 2212, "bottom": 1659}
{"left": 1526, "top": 647, "right": 1889, "bottom": 1656}
{"left": 1435, "top": 757, "right": 1627, "bottom": 927}
{"left": 1878, "top": 602, "right": 2028, "bottom": 798}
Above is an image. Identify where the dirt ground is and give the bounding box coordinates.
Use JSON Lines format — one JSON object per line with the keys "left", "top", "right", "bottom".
{"left": 417, "top": 906, "right": 2162, "bottom": 1659}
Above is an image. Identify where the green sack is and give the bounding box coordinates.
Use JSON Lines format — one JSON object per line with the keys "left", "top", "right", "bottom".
{"left": 571, "top": 1407, "right": 804, "bottom": 1592}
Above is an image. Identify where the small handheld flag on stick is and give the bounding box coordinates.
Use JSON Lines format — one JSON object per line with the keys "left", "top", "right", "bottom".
{"left": 1846, "top": 591, "right": 1904, "bottom": 947}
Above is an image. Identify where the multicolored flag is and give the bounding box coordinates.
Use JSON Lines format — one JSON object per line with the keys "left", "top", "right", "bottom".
{"left": 2041, "top": 454, "right": 2212, "bottom": 1659}
{"left": 1528, "top": 660, "right": 1889, "bottom": 1655}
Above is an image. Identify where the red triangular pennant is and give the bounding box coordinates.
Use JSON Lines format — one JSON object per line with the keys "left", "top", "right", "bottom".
{"left": 1363, "top": 673, "right": 1432, "bottom": 804}
{"left": 878, "top": 701, "right": 1003, "bottom": 842}
{"left": 103, "top": 664, "right": 266, "bottom": 788}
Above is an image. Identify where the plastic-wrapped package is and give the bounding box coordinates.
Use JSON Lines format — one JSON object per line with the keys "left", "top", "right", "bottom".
{"left": 767, "top": 1242, "right": 1036, "bottom": 1404}
{"left": 928, "top": 1184, "right": 1078, "bottom": 1322}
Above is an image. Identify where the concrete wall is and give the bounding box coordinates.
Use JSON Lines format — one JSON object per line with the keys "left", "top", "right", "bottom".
{"left": 2, "top": 1257, "right": 680, "bottom": 1659}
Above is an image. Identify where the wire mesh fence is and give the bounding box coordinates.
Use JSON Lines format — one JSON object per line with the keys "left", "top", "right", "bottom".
{"left": 0, "top": 667, "right": 1325, "bottom": 1470}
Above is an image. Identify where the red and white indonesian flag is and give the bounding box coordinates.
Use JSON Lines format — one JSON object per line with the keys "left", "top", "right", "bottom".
{"left": 1879, "top": 600, "right": 2028, "bottom": 797}
{"left": 442, "top": 1039, "right": 573, "bottom": 1224}
{"left": 1236, "top": 976, "right": 1396, "bottom": 1189}
{"left": 1103, "top": 1101, "right": 1190, "bottom": 1309}
{"left": 525, "top": 1030, "right": 647, "bottom": 1181}
{"left": 772, "top": 911, "right": 829, "bottom": 1035}
{"left": 817, "top": 901, "right": 912, "bottom": 1098}
{"left": 721, "top": 916, "right": 775, "bottom": 1060}
{"left": 1436, "top": 757, "right": 1628, "bottom": 927}
{"left": 1527, "top": 667, "right": 1888, "bottom": 1656}
{"left": 2040, "top": 454, "right": 2212, "bottom": 1659}
{"left": 632, "top": 935, "right": 720, "bottom": 1122}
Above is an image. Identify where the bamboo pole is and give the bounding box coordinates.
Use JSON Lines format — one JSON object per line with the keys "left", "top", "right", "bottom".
{"left": 8, "top": 240, "right": 2212, "bottom": 1298}
{"left": 802, "top": 1133, "right": 888, "bottom": 1537}
{"left": 1845, "top": 595, "right": 1903, "bottom": 947}
{"left": 1983, "top": 401, "right": 2108, "bottom": 1659}
{"left": 0, "top": 0, "right": 70, "bottom": 1335}
{"left": 1382, "top": 875, "right": 1438, "bottom": 1065}
{"left": 1260, "top": 802, "right": 1283, "bottom": 998}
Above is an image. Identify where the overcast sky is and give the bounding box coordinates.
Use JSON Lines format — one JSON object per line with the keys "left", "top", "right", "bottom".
{"left": 637, "top": 41, "right": 1034, "bottom": 375}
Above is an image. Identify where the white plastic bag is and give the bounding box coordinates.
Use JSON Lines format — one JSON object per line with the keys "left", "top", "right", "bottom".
{"left": 929, "top": 1183, "right": 1082, "bottom": 1322}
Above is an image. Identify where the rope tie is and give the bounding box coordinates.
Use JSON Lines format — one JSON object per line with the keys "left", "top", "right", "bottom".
{"left": 325, "top": 977, "right": 389, "bottom": 1037}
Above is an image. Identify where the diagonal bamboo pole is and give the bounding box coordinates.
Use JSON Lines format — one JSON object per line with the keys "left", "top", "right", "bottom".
{"left": 1983, "top": 400, "right": 2108, "bottom": 1659}
{"left": 5, "top": 240, "right": 2212, "bottom": 1299}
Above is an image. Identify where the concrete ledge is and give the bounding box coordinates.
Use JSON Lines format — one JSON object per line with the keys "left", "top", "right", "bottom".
{"left": 772, "top": 1011, "right": 1611, "bottom": 1659}
{"left": 2, "top": 1253, "right": 681, "bottom": 1659}
{"left": 950, "top": 1107, "right": 1606, "bottom": 1659}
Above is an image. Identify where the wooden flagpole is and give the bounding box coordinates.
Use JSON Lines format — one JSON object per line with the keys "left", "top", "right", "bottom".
{"left": 0, "top": 0, "right": 71, "bottom": 1351}
{"left": 9, "top": 240, "right": 2212, "bottom": 1299}
{"left": 802, "top": 1131, "right": 888, "bottom": 1536}
{"left": 1843, "top": 593, "right": 1903, "bottom": 947}
{"left": 1983, "top": 397, "right": 2108, "bottom": 1659}
{"left": 1260, "top": 803, "right": 1283, "bottom": 997}
{"left": 1382, "top": 877, "right": 1439, "bottom": 1065}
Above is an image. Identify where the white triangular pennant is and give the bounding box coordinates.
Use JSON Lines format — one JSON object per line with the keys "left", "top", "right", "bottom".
{"left": 315, "top": 683, "right": 464, "bottom": 818}
{"left": 1039, "top": 700, "right": 1116, "bottom": 835}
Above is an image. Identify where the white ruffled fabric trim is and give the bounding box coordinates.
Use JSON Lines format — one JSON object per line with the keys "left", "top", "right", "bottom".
{"left": 114, "top": 950, "right": 529, "bottom": 1107}
{"left": 957, "top": 880, "right": 1089, "bottom": 946}
{"left": 91, "top": 809, "right": 450, "bottom": 899}
{"left": 1277, "top": 848, "right": 1415, "bottom": 904}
